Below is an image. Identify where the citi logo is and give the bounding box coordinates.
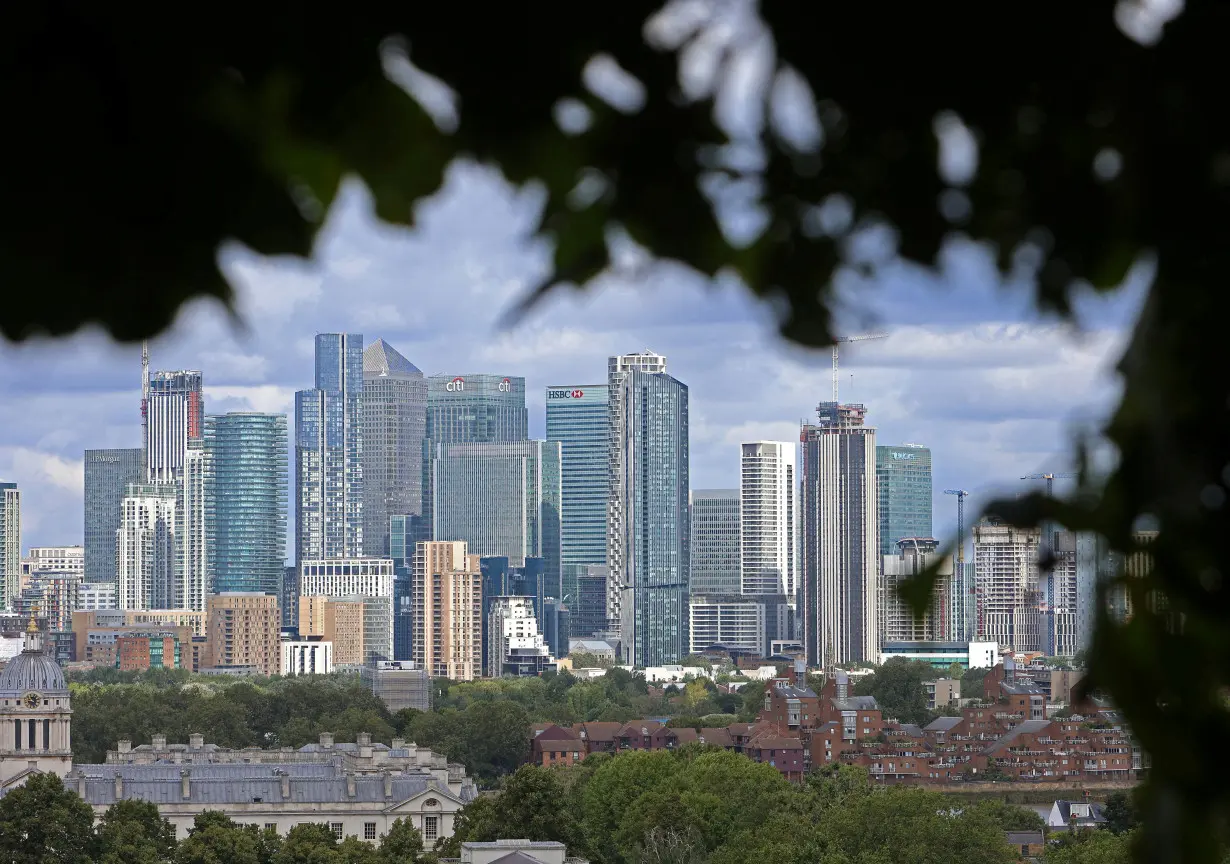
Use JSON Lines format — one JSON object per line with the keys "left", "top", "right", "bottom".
{"left": 499, "top": 378, "right": 512, "bottom": 393}
{"left": 445, "top": 377, "right": 465, "bottom": 392}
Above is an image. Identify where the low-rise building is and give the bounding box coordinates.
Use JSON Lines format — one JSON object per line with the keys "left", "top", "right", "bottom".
{"left": 361, "top": 661, "right": 431, "bottom": 712}
{"left": 281, "top": 640, "right": 333, "bottom": 676}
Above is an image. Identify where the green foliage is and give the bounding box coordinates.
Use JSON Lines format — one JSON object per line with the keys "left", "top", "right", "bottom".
{"left": 1103, "top": 790, "right": 1140, "bottom": 836}
{"left": 173, "top": 812, "right": 280, "bottom": 864}
{"left": 1045, "top": 829, "right": 1135, "bottom": 864}
{"left": 398, "top": 700, "right": 529, "bottom": 782}
{"left": 568, "top": 652, "right": 614, "bottom": 670}
{"left": 377, "top": 818, "right": 429, "bottom": 864}
{"left": 853, "top": 658, "right": 937, "bottom": 725}
{"left": 98, "top": 800, "right": 178, "bottom": 864}
{"left": 968, "top": 799, "right": 1047, "bottom": 832}
{"left": 0, "top": 772, "right": 97, "bottom": 864}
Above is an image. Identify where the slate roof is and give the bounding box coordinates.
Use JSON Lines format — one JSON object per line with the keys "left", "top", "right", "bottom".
{"left": 1051, "top": 800, "right": 1108, "bottom": 826}
{"left": 1005, "top": 831, "right": 1045, "bottom": 845}
{"left": 698, "top": 727, "right": 733, "bottom": 747}
{"left": 773, "top": 684, "right": 818, "bottom": 699}
{"left": 575, "top": 722, "right": 622, "bottom": 743}
{"left": 924, "top": 716, "right": 963, "bottom": 732}
{"left": 982, "top": 720, "right": 1054, "bottom": 755}
{"left": 363, "top": 339, "right": 422, "bottom": 378}
{"left": 831, "top": 696, "right": 879, "bottom": 711}
{"left": 896, "top": 724, "right": 925, "bottom": 738}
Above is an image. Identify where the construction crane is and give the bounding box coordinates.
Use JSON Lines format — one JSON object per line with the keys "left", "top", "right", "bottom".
{"left": 1020, "top": 472, "right": 1078, "bottom": 498}
{"left": 832, "top": 334, "right": 887, "bottom": 402}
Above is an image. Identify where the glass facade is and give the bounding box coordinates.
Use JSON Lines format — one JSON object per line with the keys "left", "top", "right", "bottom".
{"left": 145, "top": 370, "right": 204, "bottom": 484}
{"left": 432, "top": 440, "right": 562, "bottom": 599}
{"left": 205, "top": 413, "right": 288, "bottom": 595}
{"left": 362, "top": 339, "right": 427, "bottom": 557}
{"left": 426, "top": 374, "right": 527, "bottom": 444}
{"left": 616, "top": 369, "right": 689, "bottom": 666}
{"left": 84, "top": 448, "right": 143, "bottom": 584}
{"left": 689, "top": 489, "right": 740, "bottom": 595}
{"left": 0, "top": 482, "right": 18, "bottom": 610}
{"left": 296, "top": 333, "right": 364, "bottom": 562}
{"left": 545, "top": 384, "right": 608, "bottom": 600}
{"left": 876, "top": 444, "right": 933, "bottom": 555}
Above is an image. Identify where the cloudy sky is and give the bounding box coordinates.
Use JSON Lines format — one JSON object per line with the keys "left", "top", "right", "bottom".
{"left": 0, "top": 157, "right": 1145, "bottom": 554}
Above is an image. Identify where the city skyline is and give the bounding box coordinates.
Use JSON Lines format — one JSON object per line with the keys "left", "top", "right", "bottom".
{"left": 0, "top": 169, "right": 1142, "bottom": 551}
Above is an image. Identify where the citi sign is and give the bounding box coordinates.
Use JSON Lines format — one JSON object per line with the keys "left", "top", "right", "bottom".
{"left": 548, "top": 389, "right": 585, "bottom": 399}
{"left": 445, "top": 377, "right": 465, "bottom": 392}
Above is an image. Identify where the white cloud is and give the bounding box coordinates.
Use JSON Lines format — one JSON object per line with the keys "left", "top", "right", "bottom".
{"left": 206, "top": 386, "right": 297, "bottom": 415}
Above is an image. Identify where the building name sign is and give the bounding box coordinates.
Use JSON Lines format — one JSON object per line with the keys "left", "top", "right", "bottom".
{"left": 89, "top": 456, "right": 122, "bottom": 463}
{"left": 891, "top": 451, "right": 918, "bottom": 460}
{"left": 499, "top": 378, "right": 512, "bottom": 392}
{"left": 547, "top": 389, "right": 585, "bottom": 399}
{"left": 445, "top": 377, "right": 465, "bottom": 392}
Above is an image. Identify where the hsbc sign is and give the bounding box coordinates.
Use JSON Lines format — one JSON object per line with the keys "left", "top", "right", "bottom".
{"left": 548, "top": 389, "right": 585, "bottom": 399}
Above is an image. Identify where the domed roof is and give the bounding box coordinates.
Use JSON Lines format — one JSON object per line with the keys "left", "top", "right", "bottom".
{"left": 0, "top": 649, "right": 68, "bottom": 696}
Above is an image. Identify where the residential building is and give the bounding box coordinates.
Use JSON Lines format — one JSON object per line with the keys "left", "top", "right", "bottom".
{"left": 175, "top": 439, "right": 210, "bottom": 611}
{"left": 606, "top": 350, "right": 669, "bottom": 641}
{"left": 411, "top": 541, "right": 482, "bottom": 681}
{"left": 545, "top": 384, "right": 609, "bottom": 600}
{"left": 204, "top": 593, "right": 280, "bottom": 676}
{"left": 116, "top": 484, "right": 178, "bottom": 610}
{"left": 426, "top": 374, "right": 527, "bottom": 444}
{"left": 281, "top": 565, "right": 299, "bottom": 630}
{"left": 487, "top": 595, "right": 556, "bottom": 677}
{"left": 924, "top": 678, "right": 961, "bottom": 710}
{"left": 432, "top": 440, "right": 562, "bottom": 600}
{"left": 299, "top": 559, "right": 395, "bottom": 663}
{"left": 880, "top": 538, "right": 953, "bottom": 644}
{"left": 14, "top": 573, "right": 80, "bottom": 632}
{"left": 362, "top": 339, "right": 427, "bottom": 557}
{"left": 205, "top": 413, "right": 288, "bottom": 595}
{"left": 974, "top": 519, "right": 1043, "bottom": 653}
{"left": 116, "top": 633, "right": 183, "bottom": 670}
{"left": 361, "top": 661, "right": 432, "bottom": 712}
{"left": 299, "top": 596, "right": 366, "bottom": 666}
{"left": 295, "top": 333, "right": 364, "bottom": 563}
{"left": 689, "top": 489, "right": 740, "bottom": 595}
{"left": 144, "top": 370, "right": 204, "bottom": 484}
{"left": 879, "top": 640, "right": 998, "bottom": 669}
{"left": 24, "top": 546, "right": 84, "bottom": 576}
{"left": 1045, "top": 530, "right": 1105, "bottom": 657}
{"left": 875, "top": 444, "right": 932, "bottom": 556}
{"left": 281, "top": 640, "right": 334, "bottom": 676}
{"left": 78, "top": 582, "right": 117, "bottom": 611}
{"left": 610, "top": 359, "right": 689, "bottom": 666}
{"left": 688, "top": 596, "right": 766, "bottom": 655}
{"left": 83, "top": 448, "right": 143, "bottom": 583}
{"left": 800, "top": 402, "right": 878, "bottom": 667}
{"left": 740, "top": 442, "right": 796, "bottom": 598}
{"left": 0, "top": 482, "right": 19, "bottom": 610}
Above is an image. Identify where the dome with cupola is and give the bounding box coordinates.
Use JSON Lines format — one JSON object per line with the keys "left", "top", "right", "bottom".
{"left": 0, "top": 622, "right": 67, "bottom": 697}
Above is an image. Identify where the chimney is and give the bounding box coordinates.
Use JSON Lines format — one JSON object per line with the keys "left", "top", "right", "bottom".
{"left": 391, "top": 738, "right": 405, "bottom": 751}
{"left": 180, "top": 769, "right": 191, "bottom": 800}
{"left": 836, "top": 670, "right": 849, "bottom": 700}
{"left": 794, "top": 658, "right": 807, "bottom": 689}
{"left": 280, "top": 770, "right": 290, "bottom": 800}
{"left": 383, "top": 771, "right": 393, "bottom": 799}
{"left": 152, "top": 734, "right": 167, "bottom": 750}
{"left": 356, "top": 732, "right": 372, "bottom": 746}
{"left": 319, "top": 732, "right": 334, "bottom": 748}
{"left": 345, "top": 772, "right": 356, "bottom": 798}
{"left": 189, "top": 733, "right": 204, "bottom": 749}
{"left": 76, "top": 772, "right": 86, "bottom": 798}
{"left": 114, "top": 773, "right": 123, "bottom": 799}
{"left": 117, "top": 739, "right": 131, "bottom": 754}
{"left": 172, "top": 750, "right": 183, "bottom": 765}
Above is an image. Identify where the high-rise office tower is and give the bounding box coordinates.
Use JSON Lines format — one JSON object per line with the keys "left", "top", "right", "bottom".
{"left": 688, "top": 489, "right": 740, "bottom": 595}
{"left": 973, "top": 518, "right": 1042, "bottom": 653}
{"left": 144, "top": 371, "right": 204, "bottom": 484}
{"left": 295, "top": 333, "right": 364, "bottom": 563}
{"left": 800, "top": 402, "right": 878, "bottom": 667}
{"left": 876, "top": 444, "right": 933, "bottom": 556}
{"left": 205, "top": 413, "right": 288, "bottom": 595}
{"left": 0, "top": 482, "right": 19, "bottom": 610}
{"left": 740, "top": 442, "right": 796, "bottom": 598}
{"left": 880, "top": 538, "right": 953, "bottom": 643}
{"left": 432, "top": 440, "right": 562, "bottom": 599}
{"left": 606, "top": 350, "right": 669, "bottom": 644}
{"left": 411, "top": 541, "right": 482, "bottom": 681}
{"left": 362, "top": 339, "right": 427, "bottom": 557}
{"left": 611, "top": 362, "right": 689, "bottom": 666}
{"left": 84, "top": 449, "right": 143, "bottom": 584}
{"left": 545, "top": 384, "right": 609, "bottom": 604}
{"left": 116, "top": 484, "right": 178, "bottom": 610}
{"left": 175, "top": 440, "right": 211, "bottom": 611}
{"left": 426, "top": 374, "right": 527, "bottom": 444}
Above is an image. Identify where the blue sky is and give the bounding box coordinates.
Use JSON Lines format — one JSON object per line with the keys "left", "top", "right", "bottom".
{"left": 0, "top": 160, "right": 1145, "bottom": 553}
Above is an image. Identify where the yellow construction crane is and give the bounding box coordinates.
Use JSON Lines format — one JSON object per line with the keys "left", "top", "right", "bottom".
{"left": 832, "top": 334, "right": 887, "bottom": 402}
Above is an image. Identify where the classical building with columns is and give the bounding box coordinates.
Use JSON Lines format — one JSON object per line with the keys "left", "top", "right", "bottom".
{"left": 0, "top": 621, "right": 73, "bottom": 789}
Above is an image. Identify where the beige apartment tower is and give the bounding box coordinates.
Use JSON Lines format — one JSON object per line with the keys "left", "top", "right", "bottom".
{"left": 411, "top": 541, "right": 482, "bottom": 681}
{"left": 298, "top": 596, "right": 366, "bottom": 666}
{"left": 205, "top": 592, "right": 280, "bottom": 676}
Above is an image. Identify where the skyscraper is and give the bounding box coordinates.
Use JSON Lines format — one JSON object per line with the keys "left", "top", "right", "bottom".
{"left": 411, "top": 541, "right": 483, "bottom": 681}
{"left": 205, "top": 413, "right": 288, "bottom": 595}
{"left": 426, "top": 374, "right": 527, "bottom": 444}
{"left": 973, "top": 518, "right": 1042, "bottom": 653}
{"left": 176, "top": 439, "right": 211, "bottom": 611}
{"left": 801, "top": 402, "right": 878, "bottom": 667}
{"left": 84, "top": 449, "right": 143, "bottom": 584}
{"left": 612, "top": 364, "right": 689, "bottom": 666}
{"left": 362, "top": 339, "right": 427, "bottom": 557}
{"left": 688, "top": 489, "right": 740, "bottom": 595}
{"left": 740, "top": 442, "right": 796, "bottom": 598}
{"left": 295, "top": 333, "right": 364, "bottom": 563}
{"left": 606, "top": 350, "right": 669, "bottom": 643}
{"left": 0, "top": 483, "right": 19, "bottom": 610}
{"left": 144, "top": 371, "right": 203, "bottom": 484}
{"left": 116, "top": 484, "right": 178, "bottom": 610}
{"left": 545, "top": 384, "right": 608, "bottom": 603}
{"left": 876, "top": 444, "right": 933, "bottom": 556}
{"left": 880, "top": 537, "right": 953, "bottom": 643}
{"left": 432, "top": 440, "right": 562, "bottom": 598}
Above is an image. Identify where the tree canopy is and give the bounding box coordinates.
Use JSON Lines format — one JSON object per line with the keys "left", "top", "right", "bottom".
{"left": 7, "top": 3, "right": 1230, "bottom": 857}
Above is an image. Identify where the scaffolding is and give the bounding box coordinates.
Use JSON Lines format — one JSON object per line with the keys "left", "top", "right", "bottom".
{"left": 361, "top": 661, "right": 432, "bottom": 713}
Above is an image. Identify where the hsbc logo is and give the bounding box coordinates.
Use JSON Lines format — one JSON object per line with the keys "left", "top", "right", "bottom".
{"left": 445, "top": 377, "right": 465, "bottom": 392}
{"left": 548, "top": 389, "right": 584, "bottom": 399}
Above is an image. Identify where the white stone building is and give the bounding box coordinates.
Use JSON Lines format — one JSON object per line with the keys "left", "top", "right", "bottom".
{"left": 281, "top": 640, "right": 334, "bottom": 676}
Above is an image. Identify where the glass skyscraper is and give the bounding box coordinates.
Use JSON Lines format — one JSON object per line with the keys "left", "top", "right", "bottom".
{"left": 614, "top": 368, "right": 689, "bottom": 666}
{"left": 295, "top": 333, "right": 364, "bottom": 563}
{"left": 432, "top": 440, "right": 562, "bottom": 599}
{"left": 84, "top": 448, "right": 143, "bottom": 584}
{"left": 876, "top": 444, "right": 933, "bottom": 555}
{"left": 426, "top": 374, "right": 527, "bottom": 443}
{"left": 689, "top": 489, "right": 740, "bottom": 595}
{"left": 545, "top": 384, "right": 608, "bottom": 602}
{"left": 205, "top": 413, "right": 288, "bottom": 595}
{"left": 362, "top": 339, "right": 427, "bottom": 557}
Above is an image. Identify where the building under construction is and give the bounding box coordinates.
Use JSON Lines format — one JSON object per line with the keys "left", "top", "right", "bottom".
{"left": 973, "top": 519, "right": 1043, "bottom": 653}
{"left": 361, "top": 660, "right": 431, "bottom": 713}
